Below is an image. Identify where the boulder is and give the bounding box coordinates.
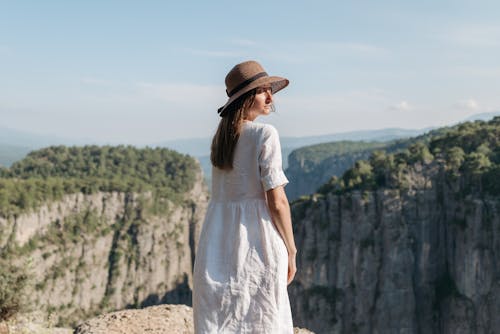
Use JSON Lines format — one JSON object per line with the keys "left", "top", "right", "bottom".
{"left": 74, "top": 304, "right": 315, "bottom": 334}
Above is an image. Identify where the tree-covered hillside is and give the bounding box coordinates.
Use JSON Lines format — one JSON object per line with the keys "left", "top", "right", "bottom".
{"left": 317, "top": 117, "right": 500, "bottom": 196}
{"left": 288, "top": 118, "right": 500, "bottom": 334}
{"left": 287, "top": 141, "right": 389, "bottom": 173}
{"left": 0, "top": 145, "right": 202, "bottom": 323}
{"left": 285, "top": 124, "right": 455, "bottom": 200}
{"left": 285, "top": 140, "right": 406, "bottom": 201}
{"left": 0, "top": 145, "right": 198, "bottom": 217}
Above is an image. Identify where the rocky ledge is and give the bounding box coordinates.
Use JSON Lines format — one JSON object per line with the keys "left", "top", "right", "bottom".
{"left": 74, "top": 304, "right": 315, "bottom": 334}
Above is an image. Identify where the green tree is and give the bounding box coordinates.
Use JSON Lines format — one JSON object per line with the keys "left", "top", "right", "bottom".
{"left": 0, "top": 259, "right": 31, "bottom": 321}
{"left": 408, "top": 142, "right": 434, "bottom": 164}
{"left": 342, "top": 160, "right": 374, "bottom": 190}
{"left": 463, "top": 152, "right": 492, "bottom": 175}
{"left": 445, "top": 146, "right": 465, "bottom": 173}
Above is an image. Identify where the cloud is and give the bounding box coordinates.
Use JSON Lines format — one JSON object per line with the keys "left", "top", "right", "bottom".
{"left": 307, "top": 41, "right": 389, "bottom": 56}
{"left": 442, "top": 23, "right": 500, "bottom": 47}
{"left": 183, "top": 48, "right": 241, "bottom": 58}
{"left": 231, "top": 39, "right": 257, "bottom": 47}
{"left": 1, "top": 79, "right": 229, "bottom": 143}
{"left": 240, "top": 40, "right": 389, "bottom": 66}
{"left": 455, "top": 98, "right": 480, "bottom": 111}
{"left": 269, "top": 90, "right": 431, "bottom": 137}
{"left": 280, "top": 89, "right": 389, "bottom": 109}
{"left": 80, "top": 77, "right": 115, "bottom": 86}
{"left": 180, "top": 40, "right": 388, "bottom": 67}
{"left": 136, "top": 82, "right": 223, "bottom": 105}
{"left": 390, "top": 101, "right": 412, "bottom": 111}
{"left": 450, "top": 66, "right": 500, "bottom": 78}
{"left": 335, "top": 42, "right": 388, "bottom": 55}
{"left": 76, "top": 78, "right": 225, "bottom": 108}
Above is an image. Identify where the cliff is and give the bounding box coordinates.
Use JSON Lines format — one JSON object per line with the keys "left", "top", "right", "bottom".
{"left": 2, "top": 120, "right": 499, "bottom": 333}
{"left": 288, "top": 118, "right": 500, "bottom": 334}
{"left": 0, "top": 146, "right": 209, "bottom": 327}
{"left": 1, "top": 178, "right": 207, "bottom": 326}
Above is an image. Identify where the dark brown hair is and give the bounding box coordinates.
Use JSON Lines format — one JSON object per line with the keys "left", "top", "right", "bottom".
{"left": 210, "top": 89, "right": 256, "bottom": 169}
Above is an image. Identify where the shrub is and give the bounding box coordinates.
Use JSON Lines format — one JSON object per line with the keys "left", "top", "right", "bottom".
{"left": 0, "top": 259, "right": 31, "bottom": 321}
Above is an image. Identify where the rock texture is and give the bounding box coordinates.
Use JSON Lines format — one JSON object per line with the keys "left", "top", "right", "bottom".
{"left": 74, "top": 304, "right": 193, "bottom": 334}
{"left": 288, "top": 161, "right": 500, "bottom": 333}
{"left": 0, "top": 311, "right": 72, "bottom": 334}
{"left": 73, "top": 304, "right": 315, "bottom": 334}
{"left": 0, "top": 170, "right": 208, "bottom": 326}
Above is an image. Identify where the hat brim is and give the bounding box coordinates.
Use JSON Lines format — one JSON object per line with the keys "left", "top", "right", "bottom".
{"left": 218, "top": 76, "right": 289, "bottom": 116}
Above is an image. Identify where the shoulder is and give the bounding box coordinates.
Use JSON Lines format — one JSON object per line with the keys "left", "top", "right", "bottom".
{"left": 243, "top": 122, "right": 281, "bottom": 149}
{"left": 248, "top": 122, "right": 279, "bottom": 139}
{"left": 255, "top": 124, "right": 282, "bottom": 152}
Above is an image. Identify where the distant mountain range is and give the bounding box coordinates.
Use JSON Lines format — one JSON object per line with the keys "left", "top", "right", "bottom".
{"left": 0, "top": 144, "right": 33, "bottom": 168}
{"left": 0, "top": 126, "right": 94, "bottom": 167}
{"left": 0, "top": 126, "right": 86, "bottom": 148}
{"left": 155, "top": 111, "right": 500, "bottom": 157}
{"left": 464, "top": 111, "right": 500, "bottom": 122}
{"left": 156, "top": 128, "right": 434, "bottom": 162}
{"left": 155, "top": 128, "right": 434, "bottom": 180}
{"left": 2, "top": 111, "right": 499, "bottom": 168}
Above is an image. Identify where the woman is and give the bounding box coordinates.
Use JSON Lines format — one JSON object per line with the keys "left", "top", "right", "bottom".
{"left": 193, "top": 60, "right": 297, "bottom": 333}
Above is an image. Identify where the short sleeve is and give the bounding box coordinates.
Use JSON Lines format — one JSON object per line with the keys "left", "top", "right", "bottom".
{"left": 258, "top": 125, "right": 289, "bottom": 191}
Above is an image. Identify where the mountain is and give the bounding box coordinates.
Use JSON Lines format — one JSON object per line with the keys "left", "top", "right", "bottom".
{"left": 156, "top": 127, "right": 431, "bottom": 159}
{"left": 0, "top": 126, "right": 88, "bottom": 148}
{"left": 153, "top": 137, "right": 211, "bottom": 157}
{"left": 283, "top": 117, "right": 498, "bottom": 201}
{"left": 0, "top": 125, "right": 98, "bottom": 167}
{"left": 5, "top": 112, "right": 493, "bottom": 170}
{"left": 0, "top": 143, "right": 33, "bottom": 167}
{"left": 283, "top": 127, "right": 451, "bottom": 201}
{"left": 288, "top": 117, "right": 500, "bottom": 333}
{"left": 2, "top": 118, "right": 499, "bottom": 333}
{"left": 151, "top": 112, "right": 500, "bottom": 161}
{"left": 464, "top": 111, "right": 500, "bottom": 122}
{"left": 0, "top": 146, "right": 209, "bottom": 326}
{"left": 2, "top": 110, "right": 497, "bottom": 165}
{"left": 281, "top": 127, "right": 432, "bottom": 148}
{"left": 157, "top": 127, "right": 432, "bottom": 189}
{"left": 284, "top": 140, "right": 397, "bottom": 201}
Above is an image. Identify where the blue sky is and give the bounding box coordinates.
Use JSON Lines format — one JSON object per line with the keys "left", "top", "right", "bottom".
{"left": 1, "top": 0, "right": 499, "bottom": 144}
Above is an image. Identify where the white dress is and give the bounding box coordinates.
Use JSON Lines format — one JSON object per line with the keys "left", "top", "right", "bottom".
{"left": 193, "top": 121, "right": 293, "bottom": 334}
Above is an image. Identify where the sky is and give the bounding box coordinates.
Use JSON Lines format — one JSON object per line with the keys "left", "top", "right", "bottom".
{"left": 1, "top": 0, "right": 500, "bottom": 145}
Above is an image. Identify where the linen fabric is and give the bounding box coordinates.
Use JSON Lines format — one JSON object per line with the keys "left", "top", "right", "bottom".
{"left": 193, "top": 121, "right": 293, "bottom": 333}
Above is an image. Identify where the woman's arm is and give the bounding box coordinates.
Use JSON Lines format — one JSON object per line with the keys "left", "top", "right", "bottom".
{"left": 266, "top": 186, "right": 297, "bottom": 284}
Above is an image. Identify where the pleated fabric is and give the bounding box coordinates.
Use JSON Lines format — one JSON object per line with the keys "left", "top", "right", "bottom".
{"left": 193, "top": 121, "right": 293, "bottom": 334}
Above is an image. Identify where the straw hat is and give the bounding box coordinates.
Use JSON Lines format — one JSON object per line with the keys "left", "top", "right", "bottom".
{"left": 217, "top": 60, "right": 289, "bottom": 116}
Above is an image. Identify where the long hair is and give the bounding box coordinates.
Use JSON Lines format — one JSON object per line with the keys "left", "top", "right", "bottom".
{"left": 210, "top": 89, "right": 256, "bottom": 169}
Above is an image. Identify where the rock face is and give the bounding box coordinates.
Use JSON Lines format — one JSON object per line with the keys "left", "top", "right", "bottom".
{"left": 74, "top": 304, "right": 194, "bottom": 334}
{"left": 73, "top": 304, "right": 315, "bottom": 334}
{"left": 288, "top": 162, "right": 500, "bottom": 333}
{"left": 0, "top": 311, "right": 73, "bottom": 334}
{"left": 0, "top": 170, "right": 209, "bottom": 326}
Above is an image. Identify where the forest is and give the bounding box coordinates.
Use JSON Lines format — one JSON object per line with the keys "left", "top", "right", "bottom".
{"left": 317, "top": 117, "right": 500, "bottom": 196}
{"left": 0, "top": 145, "right": 198, "bottom": 218}
{"left": 0, "top": 145, "right": 199, "bottom": 323}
